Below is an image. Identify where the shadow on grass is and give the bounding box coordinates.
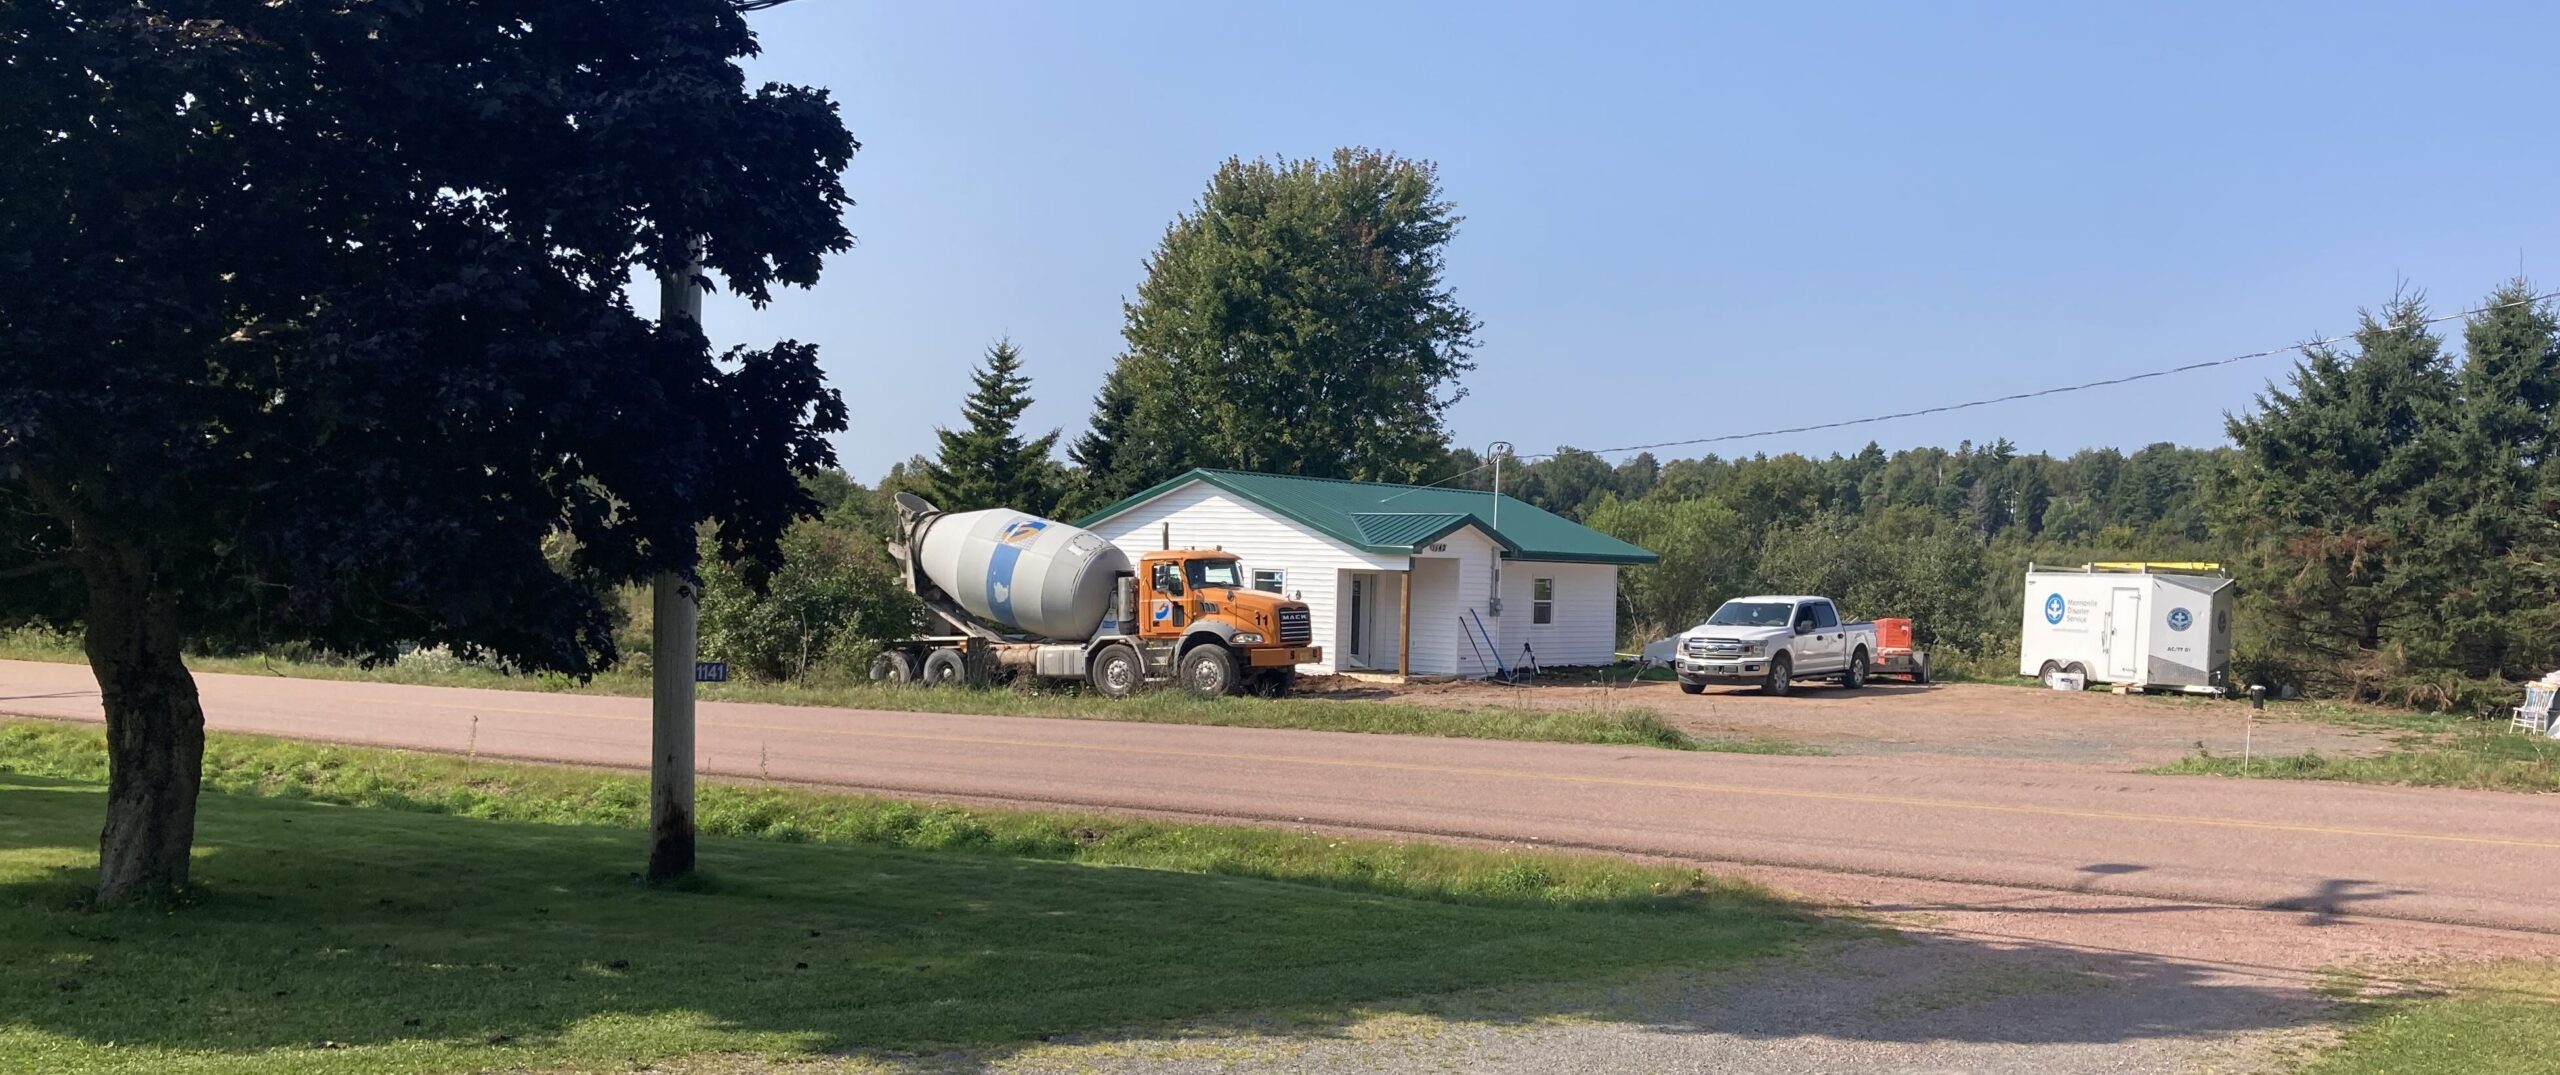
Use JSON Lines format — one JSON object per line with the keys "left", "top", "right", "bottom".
{"left": 0, "top": 776, "right": 2329, "bottom": 1074}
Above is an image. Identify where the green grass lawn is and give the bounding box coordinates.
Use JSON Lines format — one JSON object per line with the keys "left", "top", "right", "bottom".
{"left": 0, "top": 721, "right": 1825, "bottom": 1074}
{"left": 0, "top": 630, "right": 1817, "bottom": 754}
{"left": 2151, "top": 705, "right": 2560, "bottom": 793}
{"left": 2306, "top": 964, "right": 2560, "bottom": 1075}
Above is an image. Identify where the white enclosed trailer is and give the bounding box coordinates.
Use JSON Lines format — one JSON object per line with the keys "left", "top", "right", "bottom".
{"left": 2019, "top": 564, "right": 2234, "bottom": 694}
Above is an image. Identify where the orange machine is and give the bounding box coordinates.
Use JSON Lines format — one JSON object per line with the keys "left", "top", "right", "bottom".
{"left": 1871, "top": 617, "right": 1930, "bottom": 683}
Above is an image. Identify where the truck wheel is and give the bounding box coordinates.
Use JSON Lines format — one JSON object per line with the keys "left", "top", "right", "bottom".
{"left": 868, "top": 651, "right": 916, "bottom": 685}
{"left": 1761, "top": 654, "right": 1793, "bottom": 697}
{"left": 921, "top": 648, "right": 968, "bottom": 687}
{"left": 1088, "top": 644, "right": 1142, "bottom": 699}
{"left": 1180, "top": 645, "right": 1240, "bottom": 697}
{"left": 1678, "top": 680, "right": 1706, "bottom": 695}
{"left": 1911, "top": 654, "right": 1931, "bottom": 685}
{"left": 1841, "top": 650, "right": 1869, "bottom": 690}
{"left": 2038, "top": 660, "right": 2063, "bottom": 688}
{"left": 2063, "top": 662, "right": 2089, "bottom": 688}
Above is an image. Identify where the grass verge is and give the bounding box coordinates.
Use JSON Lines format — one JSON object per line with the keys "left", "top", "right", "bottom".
{"left": 0, "top": 720, "right": 1826, "bottom": 1074}
{"left": 2304, "top": 963, "right": 2560, "bottom": 1074}
{"left": 2150, "top": 707, "right": 2560, "bottom": 793}
{"left": 0, "top": 629, "right": 1815, "bottom": 754}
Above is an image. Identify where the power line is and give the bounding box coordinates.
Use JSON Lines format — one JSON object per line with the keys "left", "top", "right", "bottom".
{"left": 1506, "top": 290, "right": 2560, "bottom": 463}
{"left": 1377, "top": 459, "right": 1495, "bottom": 502}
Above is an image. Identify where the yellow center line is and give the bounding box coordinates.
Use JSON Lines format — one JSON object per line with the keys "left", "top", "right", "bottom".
{"left": 350, "top": 692, "right": 2560, "bottom": 852}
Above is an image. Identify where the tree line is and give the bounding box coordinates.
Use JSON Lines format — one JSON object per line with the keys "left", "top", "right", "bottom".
{"left": 762, "top": 265, "right": 2557, "bottom": 717}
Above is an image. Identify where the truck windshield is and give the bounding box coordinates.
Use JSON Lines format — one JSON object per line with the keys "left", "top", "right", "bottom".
{"left": 1704, "top": 601, "right": 1794, "bottom": 627}
{"left": 1187, "top": 559, "right": 1244, "bottom": 589}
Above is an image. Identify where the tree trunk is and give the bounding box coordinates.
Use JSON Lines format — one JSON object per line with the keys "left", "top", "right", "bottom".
{"left": 82, "top": 551, "right": 205, "bottom": 907}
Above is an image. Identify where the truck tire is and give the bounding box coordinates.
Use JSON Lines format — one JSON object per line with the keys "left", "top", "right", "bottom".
{"left": 1911, "top": 653, "right": 1931, "bottom": 684}
{"left": 1678, "top": 680, "right": 1706, "bottom": 695}
{"left": 1841, "top": 649, "right": 1869, "bottom": 690}
{"left": 921, "top": 648, "right": 968, "bottom": 687}
{"left": 2038, "top": 660, "right": 2063, "bottom": 688}
{"left": 2063, "top": 662, "right": 2089, "bottom": 688}
{"left": 1180, "top": 645, "right": 1240, "bottom": 697}
{"left": 1088, "top": 644, "right": 1142, "bottom": 699}
{"left": 1761, "top": 654, "right": 1793, "bottom": 697}
{"left": 868, "top": 650, "right": 916, "bottom": 685}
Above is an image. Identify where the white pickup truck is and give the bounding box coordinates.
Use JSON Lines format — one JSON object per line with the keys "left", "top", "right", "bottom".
{"left": 1674, "top": 595, "right": 1878, "bottom": 696}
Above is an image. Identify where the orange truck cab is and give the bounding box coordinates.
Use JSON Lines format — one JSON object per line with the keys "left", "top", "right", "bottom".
{"left": 1130, "top": 550, "right": 1320, "bottom": 680}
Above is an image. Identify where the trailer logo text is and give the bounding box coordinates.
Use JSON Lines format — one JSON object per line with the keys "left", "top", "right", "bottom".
{"left": 2043, "top": 593, "right": 2067, "bottom": 624}
{"left": 2167, "top": 607, "right": 2193, "bottom": 632}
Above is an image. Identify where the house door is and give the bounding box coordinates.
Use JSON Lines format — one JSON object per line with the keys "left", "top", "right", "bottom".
{"left": 1347, "top": 575, "right": 1372, "bottom": 667}
{"left": 2107, "top": 588, "right": 2143, "bottom": 680}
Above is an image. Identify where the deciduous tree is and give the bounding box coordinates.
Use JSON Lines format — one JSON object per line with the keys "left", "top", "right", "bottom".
{"left": 0, "top": 0, "right": 856, "bottom": 903}
{"left": 1078, "top": 149, "right": 1480, "bottom": 493}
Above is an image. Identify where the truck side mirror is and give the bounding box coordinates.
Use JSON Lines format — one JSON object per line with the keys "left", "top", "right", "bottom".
{"left": 1795, "top": 622, "right": 1814, "bottom": 635}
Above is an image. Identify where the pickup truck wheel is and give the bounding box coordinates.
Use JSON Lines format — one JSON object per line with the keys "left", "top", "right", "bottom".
{"left": 1841, "top": 650, "right": 1869, "bottom": 690}
{"left": 1678, "top": 680, "right": 1706, "bottom": 695}
{"left": 868, "top": 651, "right": 916, "bottom": 685}
{"left": 921, "top": 648, "right": 968, "bottom": 687}
{"left": 1088, "top": 644, "right": 1142, "bottom": 699}
{"left": 1180, "top": 645, "right": 1240, "bottom": 697}
{"left": 1760, "top": 654, "right": 1793, "bottom": 697}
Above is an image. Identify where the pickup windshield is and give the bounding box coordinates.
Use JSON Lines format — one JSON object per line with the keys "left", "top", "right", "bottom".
{"left": 1705, "top": 601, "right": 1795, "bottom": 627}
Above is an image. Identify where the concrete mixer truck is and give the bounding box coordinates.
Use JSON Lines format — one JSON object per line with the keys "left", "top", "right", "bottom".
{"left": 871, "top": 492, "right": 1321, "bottom": 697}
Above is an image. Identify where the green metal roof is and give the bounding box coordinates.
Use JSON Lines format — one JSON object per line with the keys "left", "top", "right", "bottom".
{"left": 1076, "top": 469, "right": 1659, "bottom": 565}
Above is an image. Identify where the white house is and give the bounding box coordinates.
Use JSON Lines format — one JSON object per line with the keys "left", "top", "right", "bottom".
{"left": 1076, "top": 468, "right": 1658, "bottom": 678}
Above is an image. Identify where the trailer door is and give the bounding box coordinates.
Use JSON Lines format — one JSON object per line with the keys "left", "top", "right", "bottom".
{"left": 2106, "top": 588, "right": 2142, "bottom": 679}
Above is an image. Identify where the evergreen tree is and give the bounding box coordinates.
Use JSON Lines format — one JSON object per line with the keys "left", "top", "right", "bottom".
{"left": 2222, "top": 293, "right": 2460, "bottom": 678}
{"left": 2423, "top": 282, "right": 2560, "bottom": 677}
{"left": 919, "top": 341, "right": 1065, "bottom": 516}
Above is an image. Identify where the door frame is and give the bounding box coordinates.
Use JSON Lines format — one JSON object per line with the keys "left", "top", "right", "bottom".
{"left": 2106, "top": 587, "right": 2143, "bottom": 679}
{"left": 1346, "top": 572, "right": 1380, "bottom": 669}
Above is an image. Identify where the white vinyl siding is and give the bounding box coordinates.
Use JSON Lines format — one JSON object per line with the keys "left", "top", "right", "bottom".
{"left": 1497, "top": 561, "right": 1620, "bottom": 667}
{"left": 1084, "top": 481, "right": 1401, "bottom": 674}
{"left": 1412, "top": 526, "right": 1499, "bottom": 677}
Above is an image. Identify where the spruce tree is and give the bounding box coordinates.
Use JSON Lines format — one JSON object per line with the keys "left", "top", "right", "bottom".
{"left": 2223, "top": 293, "right": 2460, "bottom": 677}
{"left": 920, "top": 340, "right": 1064, "bottom": 516}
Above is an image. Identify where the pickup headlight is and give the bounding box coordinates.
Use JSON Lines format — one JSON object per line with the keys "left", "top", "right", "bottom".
{"left": 1738, "top": 641, "right": 1764, "bottom": 657}
{"left": 1233, "top": 632, "right": 1266, "bottom": 644}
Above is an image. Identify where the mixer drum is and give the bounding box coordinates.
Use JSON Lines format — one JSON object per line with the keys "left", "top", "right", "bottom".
{"left": 913, "top": 509, "right": 1133, "bottom": 639}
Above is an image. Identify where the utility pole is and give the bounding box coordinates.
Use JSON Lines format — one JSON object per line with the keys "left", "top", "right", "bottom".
{"left": 648, "top": 248, "right": 703, "bottom": 883}
{"left": 1487, "top": 441, "right": 1512, "bottom": 618}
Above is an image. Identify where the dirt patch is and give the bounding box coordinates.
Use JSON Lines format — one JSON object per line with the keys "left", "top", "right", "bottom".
{"left": 1303, "top": 678, "right": 2394, "bottom": 768}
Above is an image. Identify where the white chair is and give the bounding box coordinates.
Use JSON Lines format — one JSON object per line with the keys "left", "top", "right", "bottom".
{"left": 2512, "top": 685, "right": 2556, "bottom": 734}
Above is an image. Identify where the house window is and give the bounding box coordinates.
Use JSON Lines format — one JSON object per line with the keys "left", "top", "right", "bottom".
{"left": 1532, "top": 577, "right": 1554, "bottom": 625}
{"left": 1252, "top": 568, "right": 1286, "bottom": 594}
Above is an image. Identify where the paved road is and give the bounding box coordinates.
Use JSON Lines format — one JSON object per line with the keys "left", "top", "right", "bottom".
{"left": 7, "top": 658, "right": 2557, "bottom": 933}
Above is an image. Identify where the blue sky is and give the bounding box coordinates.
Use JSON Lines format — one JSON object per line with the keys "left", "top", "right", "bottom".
{"left": 694, "top": 1, "right": 2560, "bottom": 481}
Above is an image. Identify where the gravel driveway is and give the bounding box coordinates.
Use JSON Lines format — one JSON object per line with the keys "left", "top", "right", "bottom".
{"left": 1322, "top": 679, "right": 2393, "bottom": 768}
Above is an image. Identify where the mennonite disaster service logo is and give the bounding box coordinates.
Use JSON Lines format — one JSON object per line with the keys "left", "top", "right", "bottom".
{"left": 2167, "top": 607, "right": 2194, "bottom": 632}
{"left": 2043, "top": 593, "right": 2067, "bottom": 625}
